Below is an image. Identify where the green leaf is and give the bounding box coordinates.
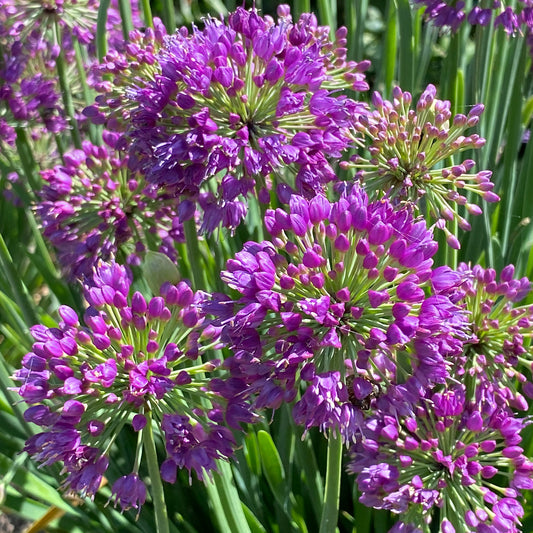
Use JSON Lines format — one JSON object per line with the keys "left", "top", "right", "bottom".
{"left": 244, "top": 431, "right": 262, "bottom": 477}
{"left": 143, "top": 251, "right": 181, "bottom": 295}
{"left": 257, "top": 430, "right": 286, "bottom": 505}
{"left": 0, "top": 454, "right": 77, "bottom": 514}
{"left": 242, "top": 503, "right": 268, "bottom": 533}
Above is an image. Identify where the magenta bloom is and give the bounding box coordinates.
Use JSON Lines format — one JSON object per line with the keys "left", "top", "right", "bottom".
{"left": 36, "top": 133, "right": 185, "bottom": 278}
{"left": 14, "top": 261, "right": 250, "bottom": 510}
{"left": 433, "top": 262, "right": 533, "bottom": 411}
{"left": 215, "top": 186, "right": 465, "bottom": 438}
{"left": 88, "top": 5, "right": 370, "bottom": 232}
{"left": 348, "top": 384, "right": 533, "bottom": 532}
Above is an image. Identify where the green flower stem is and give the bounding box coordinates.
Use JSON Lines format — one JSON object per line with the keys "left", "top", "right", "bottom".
{"left": 382, "top": 0, "right": 398, "bottom": 97}
{"left": 206, "top": 463, "right": 252, "bottom": 533}
{"left": 319, "top": 430, "right": 343, "bottom": 533}
{"left": 294, "top": 0, "right": 311, "bottom": 17}
{"left": 142, "top": 412, "right": 169, "bottom": 533}
{"left": 14, "top": 128, "right": 39, "bottom": 193}
{"left": 183, "top": 218, "right": 207, "bottom": 290}
{"left": 97, "top": 0, "right": 111, "bottom": 62}
{"left": 0, "top": 233, "right": 39, "bottom": 326}
{"left": 53, "top": 23, "right": 81, "bottom": 149}
{"left": 118, "top": 0, "right": 134, "bottom": 40}
{"left": 73, "top": 39, "right": 100, "bottom": 146}
{"left": 141, "top": 0, "right": 153, "bottom": 28}
{"left": 317, "top": 0, "right": 336, "bottom": 36}
{"left": 162, "top": 0, "right": 176, "bottom": 33}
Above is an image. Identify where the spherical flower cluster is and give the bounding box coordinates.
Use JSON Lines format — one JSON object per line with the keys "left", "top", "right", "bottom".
{"left": 413, "top": 1, "right": 533, "bottom": 60}
{"left": 0, "top": 0, "right": 139, "bottom": 44}
{"left": 216, "top": 186, "right": 465, "bottom": 437}
{"left": 0, "top": 30, "right": 66, "bottom": 142}
{"left": 0, "top": 0, "right": 142, "bottom": 147}
{"left": 14, "top": 261, "right": 249, "bottom": 512}
{"left": 348, "top": 385, "right": 533, "bottom": 532}
{"left": 36, "top": 132, "right": 185, "bottom": 279}
{"left": 434, "top": 262, "right": 533, "bottom": 410}
{"left": 342, "top": 84, "right": 498, "bottom": 248}
{"left": 1, "top": 0, "right": 97, "bottom": 42}
{"left": 88, "top": 5, "right": 370, "bottom": 232}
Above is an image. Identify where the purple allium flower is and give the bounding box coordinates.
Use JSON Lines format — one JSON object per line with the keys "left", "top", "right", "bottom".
{"left": 89, "top": 5, "right": 370, "bottom": 232}
{"left": 0, "top": 0, "right": 138, "bottom": 43}
{"left": 14, "top": 261, "right": 248, "bottom": 510}
{"left": 36, "top": 134, "right": 186, "bottom": 279}
{"left": 348, "top": 384, "right": 533, "bottom": 532}
{"left": 109, "top": 473, "right": 146, "bottom": 518}
{"left": 434, "top": 263, "right": 533, "bottom": 410}
{"left": 0, "top": 30, "right": 66, "bottom": 141}
{"left": 342, "top": 85, "right": 498, "bottom": 248}
{"left": 412, "top": 1, "right": 499, "bottom": 31}
{"left": 215, "top": 186, "right": 465, "bottom": 438}
{"left": 0, "top": 0, "right": 143, "bottom": 148}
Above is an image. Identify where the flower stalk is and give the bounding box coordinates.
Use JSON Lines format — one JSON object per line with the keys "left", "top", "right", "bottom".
{"left": 142, "top": 412, "right": 169, "bottom": 533}
{"left": 319, "top": 430, "right": 343, "bottom": 533}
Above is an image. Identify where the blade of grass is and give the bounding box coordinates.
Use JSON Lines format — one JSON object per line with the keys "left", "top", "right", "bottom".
{"left": 396, "top": 0, "right": 414, "bottom": 92}
{"left": 381, "top": 0, "right": 398, "bottom": 97}
{"left": 97, "top": 0, "right": 111, "bottom": 61}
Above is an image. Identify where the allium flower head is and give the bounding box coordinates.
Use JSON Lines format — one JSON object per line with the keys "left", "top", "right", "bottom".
{"left": 348, "top": 385, "right": 533, "bottom": 532}
{"left": 434, "top": 263, "right": 533, "bottom": 410}
{"left": 0, "top": 0, "right": 142, "bottom": 145}
{"left": 0, "top": 31, "right": 66, "bottom": 141}
{"left": 342, "top": 85, "right": 499, "bottom": 248}
{"left": 88, "top": 5, "right": 370, "bottom": 232}
{"left": 14, "top": 261, "right": 246, "bottom": 510}
{"left": 36, "top": 132, "right": 185, "bottom": 279}
{"left": 413, "top": 1, "right": 502, "bottom": 31}
{"left": 1, "top": 0, "right": 97, "bottom": 42}
{"left": 216, "top": 186, "right": 465, "bottom": 437}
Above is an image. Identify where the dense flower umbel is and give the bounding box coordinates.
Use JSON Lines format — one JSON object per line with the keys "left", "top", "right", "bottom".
{"left": 348, "top": 385, "right": 533, "bottom": 533}
{"left": 13, "top": 261, "right": 246, "bottom": 511}
{"left": 0, "top": 28, "right": 66, "bottom": 142}
{"left": 433, "top": 263, "right": 533, "bottom": 410}
{"left": 88, "top": 5, "right": 370, "bottom": 232}
{"left": 414, "top": 1, "right": 533, "bottom": 33}
{"left": 216, "top": 186, "right": 465, "bottom": 437}
{"left": 413, "top": 1, "right": 533, "bottom": 60}
{"left": 341, "top": 85, "right": 498, "bottom": 248}
{"left": 36, "top": 133, "right": 185, "bottom": 279}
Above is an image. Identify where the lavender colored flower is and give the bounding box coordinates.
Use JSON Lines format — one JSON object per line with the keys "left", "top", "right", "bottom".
{"left": 36, "top": 133, "right": 185, "bottom": 279}
{"left": 342, "top": 84, "right": 498, "bottom": 248}
{"left": 0, "top": 0, "right": 142, "bottom": 148}
{"left": 88, "top": 6, "right": 370, "bottom": 232}
{"left": 215, "top": 186, "right": 465, "bottom": 438}
{"left": 348, "top": 384, "right": 533, "bottom": 532}
{"left": 14, "top": 261, "right": 249, "bottom": 511}
{"left": 109, "top": 473, "right": 146, "bottom": 517}
{"left": 413, "top": 0, "right": 468, "bottom": 31}
{"left": 414, "top": 0, "right": 533, "bottom": 61}
{"left": 0, "top": 0, "right": 136, "bottom": 43}
{"left": 0, "top": 30, "right": 66, "bottom": 141}
{"left": 434, "top": 263, "right": 533, "bottom": 410}
{"left": 413, "top": 1, "right": 499, "bottom": 31}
